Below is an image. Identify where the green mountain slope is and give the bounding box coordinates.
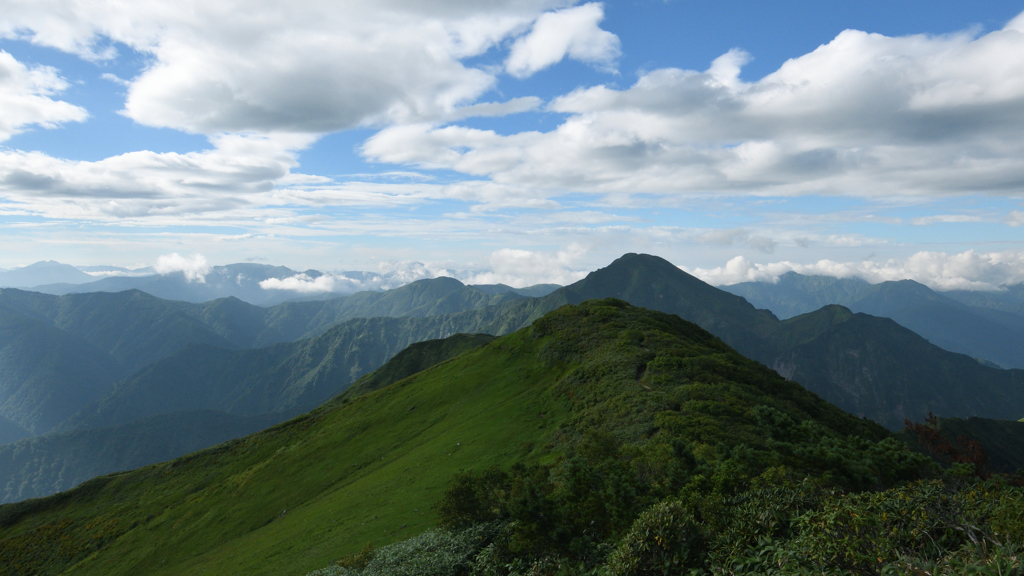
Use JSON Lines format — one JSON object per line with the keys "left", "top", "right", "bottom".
{"left": 172, "top": 277, "right": 525, "bottom": 349}
{"left": 551, "top": 255, "right": 1024, "bottom": 428}
{"left": 339, "top": 333, "right": 496, "bottom": 400}
{"left": 722, "top": 271, "right": 869, "bottom": 319}
{"left": 901, "top": 416, "right": 1024, "bottom": 474}
{"left": 766, "top": 306, "right": 1024, "bottom": 429}
{"left": 724, "top": 274, "right": 1024, "bottom": 369}
{"left": 0, "top": 289, "right": 238, "bottom": 376}
{"left": 0, "top": 415, "right": 29, "bottom": 446}
{"left": 552, "top": 253, "right": 779, "bottom": 354}
{"left": 2, "top": 335, "right": 496, "bottom": 504}
{"left": 946, "top": 283, "right": 1024, "bottom": 316}
{"left": 0, "top": 300, "right": 903, "bottom": 576}
{"left": 0, "top": 308, "right": 119, "bottom": 435}
{"left": 0, "top": 410, "right": 296, "bottom": 504}
{"left": 73, "top": 254, "right": 1023, "bottom": 435}
{"left": 58, "top": 316, "right": 501, "bottom": 433}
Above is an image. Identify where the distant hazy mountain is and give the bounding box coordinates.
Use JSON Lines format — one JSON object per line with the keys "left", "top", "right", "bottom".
{"left": 162, "top": 255, "right": 1024, "bottom": 433}
{"left": 0, "top": 261, "right": 95, "bottom": 288}
{"left": 945, "top": 284, "right": 1024, "bottom": 317}
{"left": 0, "top": 289, "right": 241, "bottom": 437}
{"left": 29, "top": 262, "right": 564, "bottom": 306}
{"left": 3, "top": 252, "right": 1022, "bottom": 506}
{"left": 0, "top": 414, "right": 29, "bottom": 446}
{"left": 722, "top": 272, "right": 868, "bottom": 318}
{"left": 0, "top": 409, "right": 294, "bottom": 504}
{"left": 724, "top": 272, "right": 1024, "bottom": 369}
{"left": 0, "top": 289, "right": 238, "bottom": 376}
{"left": 0, "top": 278, "right": 532, "bottom": 442}
{"left": 58, "top": 314, "right": 507, "bottom": 432}
{"left": 1, "top": 334, "right": 494, "bottom": 503}
{"left": 166, "top": 276, "right": 528, "bottom": 348}
{"left": 0, "top": 307, "right": 120, "bottom": 435}
{"left": 469, "top": 283, "right": 561, "bottom": 297}
{"left": 31, "top": 263, "right": 321, "bottom": 305}
{"left": 0, "top": 299, "right": 898, "bottom": 571}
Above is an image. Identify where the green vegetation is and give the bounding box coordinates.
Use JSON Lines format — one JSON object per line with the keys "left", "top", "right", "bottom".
{"left": 768, "top": 305, "right": 1024, "bottom": 430}
{"left": 1, "top": 334, "right": 496, "bottom": 503}
{"left": 725, "top": 273, "right": 1024, "bottom": 370}
{"left": 900, "top": 415, "right": 1024, "bottom": 475}
{"left": 5, "top": 252, "right": 1024, "bottom": 515}
{"left": 5, "top": 299, "right": 1011, "bottom": 576}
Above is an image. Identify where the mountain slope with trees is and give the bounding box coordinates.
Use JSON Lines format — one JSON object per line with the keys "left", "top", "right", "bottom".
{"left": 0, "top": 300, "right": 952, "bottom": 576}
{"left": 725, "top": 272, "right": 1024, "bottom": 369}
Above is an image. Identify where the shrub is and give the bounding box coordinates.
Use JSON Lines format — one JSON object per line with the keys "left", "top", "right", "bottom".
{"left": 306, "top": 524, "right": 497, "bottom": 576}
{"left": 605, "top": 499, "right": 704, "bottom": 576}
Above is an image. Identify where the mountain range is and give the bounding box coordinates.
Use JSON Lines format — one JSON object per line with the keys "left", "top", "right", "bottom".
{"left": 1, "top": 253, "right": 1022, "bottom": 505}
{"left": 724, "top": 272, "right": 1024, "bottom": 369}
{"left": 1, "top": 300, "right": 924, "bottom": 576}
{"left": 14, "top": 260, "right": 561, "bottom": 306}
{"left": 0, "top": 262, "right": 96, "bottom": 288}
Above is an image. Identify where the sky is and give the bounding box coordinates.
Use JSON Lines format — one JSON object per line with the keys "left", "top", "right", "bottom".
{"left": 1, "top": 0, "right": 1023, "bottom": 290}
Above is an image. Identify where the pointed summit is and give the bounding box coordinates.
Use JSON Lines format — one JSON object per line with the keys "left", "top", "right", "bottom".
{"left": 555, "top": 253, "right": 777, "bottom": 352}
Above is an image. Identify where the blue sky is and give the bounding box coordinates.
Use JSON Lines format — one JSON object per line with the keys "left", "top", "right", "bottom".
{"left": 1, "top": 1, "right": 1023, "bottom": 290}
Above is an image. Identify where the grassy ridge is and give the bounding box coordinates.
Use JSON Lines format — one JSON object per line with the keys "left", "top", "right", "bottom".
{"left": 0, "top": 325, "right": 567, "bottom": 576}
{"left": 0, "top": 299, "right": 902, "bottom": 576}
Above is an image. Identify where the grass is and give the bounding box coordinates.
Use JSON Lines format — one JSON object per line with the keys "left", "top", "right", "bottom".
{"left": 0, "top": 299, "right": 909, "bottom": 575}
{"left": 0, "top": 328, "right": 569, "bottom": 576}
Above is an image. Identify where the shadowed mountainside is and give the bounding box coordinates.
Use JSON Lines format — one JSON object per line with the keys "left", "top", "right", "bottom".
{"left": 725, "top": 272, "right": 1024, "bottom": 369}
{"left": 0, "top": 299, "right": 902, "bottom": 576}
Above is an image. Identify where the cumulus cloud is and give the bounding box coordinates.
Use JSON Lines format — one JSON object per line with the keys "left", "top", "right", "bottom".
{"left": 505, "top": 3, "right": 620, "bottom": 78}
{"left": 154, "top": 253, "right": 212, "bottom": 282}
{"left": 259, "top": 273, "right": 373, "bottom": 294}
{"left": 0, "top": 133, "right": 307, "bottom": 220}
{"left": 376, "top": 260, "right": 456, "bottom": 288}
{"left": 0, "top": 1, "right": 611, "bottom": 134}
{"left": 466, "top": 244, "right": 588, "bottom": 286}
{"left": 262, "top": 261, "right": 460, "bottom": 293}
{"left": 0, "top": 50, "right": 87, "bottom": 141}
{"left": 365, "top": 13, "right": 1024, "bottom": 199}
{"left": 260, "top": 245, "right": 585, "bottom": 294}
{"left": 687, "top": 250, "right": 1024, "bottom": 291}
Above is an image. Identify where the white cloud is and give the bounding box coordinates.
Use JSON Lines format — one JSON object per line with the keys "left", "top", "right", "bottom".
{"left": 376, "top": 260, "right": 456, "bottom": 288}
{"left": 911, "top": 214, "right": 985, "bottom": 225}
{"left": 0, "top": 133, "right": 308, "bottom": 220}
{"left": 0, "top": 50, "right": 87, "bottom": 141}
{"left": 0, "top": 1, "right": 602, "bottom": 134}
{"left": 259, "top": 273, "right": 371, "bottom": 294}
{"left": 465, "top": 244, "right": 588, "bottom": 286}
{"left": 505, "top": 3, "right": 620, "bottom": 78}
{"left": 261, "top": 246, "right": 585, "bottom": 293}
{"left": 1006, "top": 211, "right": 1024, "bottom": 227}
{"left": 154, "top": 253, "right": 212, "bottom": 282}
{"left": 365, "top": 13, "right": 1024, "bottom": 199}
{"left": 688, "top": 250, "right": 1024, "bottom": 291}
